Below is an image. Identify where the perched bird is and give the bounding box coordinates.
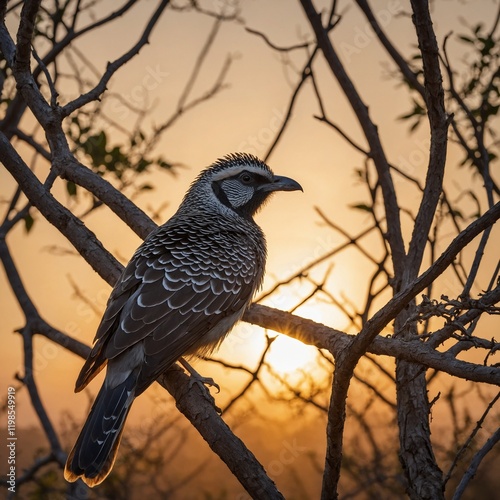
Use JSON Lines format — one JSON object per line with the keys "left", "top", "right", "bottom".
{"left": 64, "top": 153, "right": 302, "bottom": 487}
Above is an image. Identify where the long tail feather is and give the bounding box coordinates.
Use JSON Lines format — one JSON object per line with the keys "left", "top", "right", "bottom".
{"left": 64, "top": 370, "right": 138, "bottom": 487}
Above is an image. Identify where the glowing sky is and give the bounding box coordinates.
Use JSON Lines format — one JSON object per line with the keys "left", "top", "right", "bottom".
{"left": 1, "top": 0, "right": 498, "bottom": 430}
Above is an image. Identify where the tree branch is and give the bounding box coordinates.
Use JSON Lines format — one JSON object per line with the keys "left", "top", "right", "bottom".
{"left": 53, "top": 156, "right": 156, "bottom": 240}
{"left": 405, "top": 0, "right": 449, "bottom": 279}
{"left": 351, "top": 201, "right": 500, "bottom": 362}
{"left": 299, "top": 0, "right": 406, "bottom": 280}
{"left": 61, "top": 0, "right": 170, "bottom": 117}
{"left": 355, "top": 0, "right": 426, "bottom": 97}
{"left": 396, "top": 3, "right": 449, "bottom": 497}
{"left": 158, "top": 368, "right": 285, "bottom": 499}
{"left": 244, "top": 304, "right": 500, "bottom": 385}
{"left": 452, "top": 428, "right": 500, "bottom": 500}
{"left": 0, "top": 131, "right": 123, "bottom": 285}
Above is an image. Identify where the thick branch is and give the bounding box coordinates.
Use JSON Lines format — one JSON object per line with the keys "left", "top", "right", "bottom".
{"left": 158, "top": 368, "right": 285, "bottom": 499}
{"left": 405, "top": 0, "right": 448, "bottom": 279}
{"left": 397, "top": 4, "right": 449, "bottom": 498}
{"left": 349, "top": 201, "right": 500, "bottom": 364}
{"left": 6, "top": 0, "right": 55, "bottom": 129}
{"left": 13, "top": 0, "right": 40, "bottom": 72}
{"left": 244, "top": 305, "right": 500, "bottom": 386}
{"left": 0, "top": 131, "right": 123, "bottom": 285}
{"left": 53, "top": 157, "right": 156, "bottom": 240}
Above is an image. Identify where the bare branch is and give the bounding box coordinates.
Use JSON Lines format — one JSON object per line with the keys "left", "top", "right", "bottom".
{"left": 52, "top": 156, "right": 156, "bottom": 240}
{"left": 405, "top": 0, "right": 449, "bottom": 280}
{"left": 245, "top": 26, "right": 312, "bottom": 52}
{"left": 299, "top": 0, "right": 406, "bottom": 279}
{"left": 158, "top": 367, "right": 285, "bottom": 500}
{"left": 444, "top": 391, "right": 500, "bottom": 486}
{"left": 61, "top": 0, "right": 170, "bottom": 117}
{"left": 355, "top": 0, "right": 425, "bottom": 97}
{"left": 243, "top": 304, "right": 500, "bottom": 386}
{"left": 452, "top": 428, "right": 500, "bottom": 500}
{"left": 0, "top": 132, "right": 123, "bottom": 285}
{"left": 264, "top": 46, "right": 320, "bottom": 162}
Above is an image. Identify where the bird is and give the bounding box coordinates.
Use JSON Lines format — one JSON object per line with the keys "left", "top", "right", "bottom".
{"left": 64, "top": 152, "right": 302, "bottom": 487}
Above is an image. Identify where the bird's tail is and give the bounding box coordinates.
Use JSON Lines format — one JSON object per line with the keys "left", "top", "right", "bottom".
{"left": 64, "top": 370, "right": 138, "bottom": 487}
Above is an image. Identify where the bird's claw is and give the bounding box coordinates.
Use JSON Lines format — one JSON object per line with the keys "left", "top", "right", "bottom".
{"left": 188, "top": 374, "right": 220, "bottom": 394}
{"left": 178, "top": 358, "right": 221, "bottom": 411}
{"left": 188, "top": 375, "right": 221, "bottom": 413}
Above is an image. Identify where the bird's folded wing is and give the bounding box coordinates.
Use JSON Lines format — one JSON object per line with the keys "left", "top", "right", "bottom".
{"left": 75, "top": 225, "right": 261, "bottom": 392}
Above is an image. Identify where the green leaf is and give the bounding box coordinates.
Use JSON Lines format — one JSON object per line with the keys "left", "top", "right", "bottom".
{"left": 136, "top": 158, "right": 152, "bottom": 172}
{"left": 473, "top": 23, "right": 484, "bottom": 35}
{"left": 66, "top": 181, "right": 77, "bottom": 197}
{"left": 398, "top": 98, "right": 425, "bottom": 121}
{"left": 157, "top": 158, "right": 174, "bottom": 170}
{"left": 82, "top": 131, "right": 108, "bottom": 168}
{"left": 24, "top": 213, "right": 34, "bottom": 233}
{"left": 448, "top": 208, "right": 463, "bottom": 220}
{"left": 349, "top": 203, "right": 373, "bottom": 213}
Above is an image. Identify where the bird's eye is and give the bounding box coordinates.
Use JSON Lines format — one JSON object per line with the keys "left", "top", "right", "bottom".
{"left": 240, "top": 173, "right": 253, "bottom": 184}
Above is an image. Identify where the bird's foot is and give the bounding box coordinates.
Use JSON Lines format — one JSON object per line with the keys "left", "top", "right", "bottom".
{"left": 179, "top": 358, "right": 221, "bottom": 412}
{"left": 188, "top": 374, "right": 220, "bottom": 393}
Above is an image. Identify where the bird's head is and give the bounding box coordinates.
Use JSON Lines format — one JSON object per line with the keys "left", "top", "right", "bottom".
{"left": 181, "top": 153, "right": 303, "bottom": 219}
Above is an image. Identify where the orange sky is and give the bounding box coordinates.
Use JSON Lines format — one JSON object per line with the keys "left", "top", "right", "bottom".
{"left": 1, "top": 0, "right": 499, "bottom": 435}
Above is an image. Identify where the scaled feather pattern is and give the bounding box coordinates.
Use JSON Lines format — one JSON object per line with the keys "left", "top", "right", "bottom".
{"left": 64, "top": 153, "right": 302, "bottom": 487}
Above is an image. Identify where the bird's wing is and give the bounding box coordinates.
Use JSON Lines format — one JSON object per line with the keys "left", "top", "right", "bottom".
{"left": 74, "top": 257, "right": 143, "bottom": 391}
{"left": 75, "top": 223, "right": 263, "bottom": 392}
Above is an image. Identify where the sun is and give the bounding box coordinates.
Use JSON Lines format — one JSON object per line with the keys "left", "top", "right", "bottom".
{"left": 263, "top": 332, "right": 330, "bottom": 397}
{"left": 266, "top": 334, "right": 318, "bottom": 377}
{"left": 259, "top": 290, "right": 333, "bottom": 378}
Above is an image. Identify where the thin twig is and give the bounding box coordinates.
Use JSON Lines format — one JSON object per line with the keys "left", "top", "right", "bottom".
{"left": 444, "top": 391, "right": 500, "bottom": 486}
{"left": 245, "top": 26, "right": 312, "bottom": 52}
{"left": 452, "top": 427, "right": 500, "bottom": 500}
{"left": 61, "top": 0, "right": 170, "bottom": 116}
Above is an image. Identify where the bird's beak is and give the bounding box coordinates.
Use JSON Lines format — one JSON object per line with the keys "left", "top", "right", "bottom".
{"left": 261, "top": 175, "right": 303, "bottom": 193}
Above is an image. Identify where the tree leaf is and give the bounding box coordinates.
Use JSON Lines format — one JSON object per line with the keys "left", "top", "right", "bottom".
{"left": 66, "top": 181, "right": 77, "bottom": 197}
{"left": 349, "top": 203, "right": 373, "bottom": 213}
{"left": 24, "top": 213, "right": 34, "bottom": 233}
{"left": 458, "top": 35, "right": 474, "bottom": 44}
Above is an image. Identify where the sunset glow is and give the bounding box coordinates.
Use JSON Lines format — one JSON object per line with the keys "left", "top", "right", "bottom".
{"left": 267, "top": 334, "right": 318, "bottom": 377}
{"left": 2, "top": 1, "right": 499, "bottom": 497}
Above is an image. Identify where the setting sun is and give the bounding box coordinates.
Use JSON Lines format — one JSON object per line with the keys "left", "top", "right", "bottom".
{"left": 267, "top": 334, "right": 318, "bottom": 377}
